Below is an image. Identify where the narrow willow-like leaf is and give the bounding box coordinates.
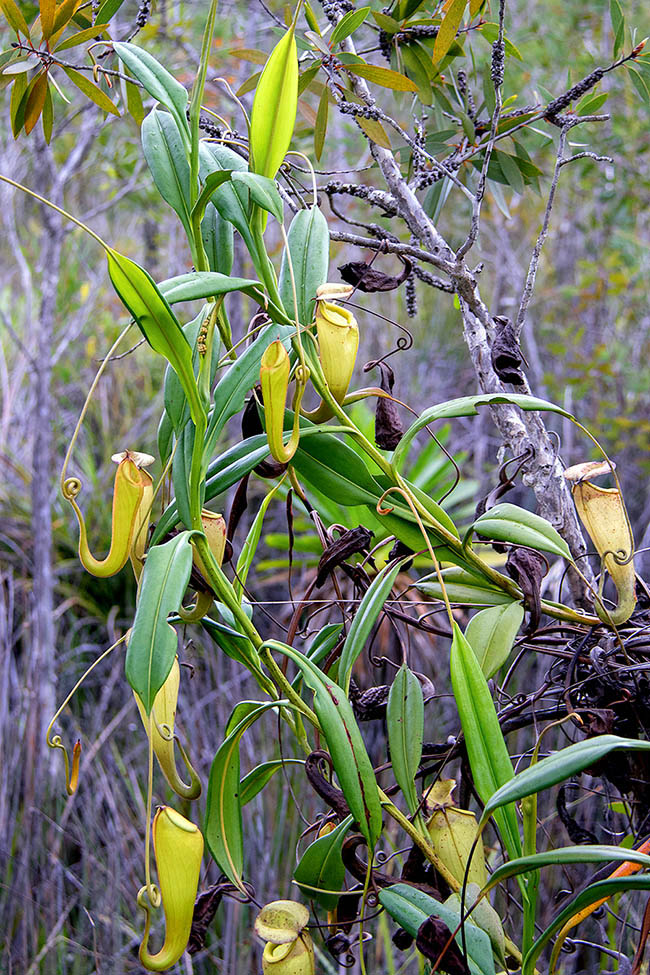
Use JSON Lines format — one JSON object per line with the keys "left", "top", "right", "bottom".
{"left": 433, "top": 0, "right": 468, "bottom": 62}
{"left": 330, "top": 6, "right": 371, "bottom": 46}
{"left": 62, "top": 66, "right": 120, "bottom": 115}
{"left": 387, "top": 664, "right": 423, "bottom": 816}
{"left": 201, "top": 615, "right": 263, "bottom": 674}
{"left": 279, "top": 206, "right": 330, "bottom": 327}
{"left": 240, "top": 759, "right": 303, "bottom": 806}
{"left": 291, "top": 623, "right": 344, "bottom": 690}
{"left": 339, "top": 561, "right": 402, "bottom": 691}
{"left": 417, "top": 567, "right": 514, "bottom": 606}
{"left": 205, "top": 701, "right": 286, "bottom": 888}
{"left": 201, "top": 203, "right": 234, "bottom": 275}
{"left": 525, "top": 876, "right": 650, "bottom": 973}
{"left": 113, "top": 41, "right": 189, "bottom": 139}
{"left": 294, "top": 815, "right": 352, "bottom": 909}
{"left": 485, "top": 845, "right": 650, "bottom": 893}
{"left": 272, "top": 643, "right": 383, "bottom": 848}
{"left": 249, "top": 24, "right": 298, "bottom": 179}
{"left": 393, "top": 393, "right": 572, "bottom": 472}
{"left": 482, "top": 735, "right": 650, "bottom": 827}
{"left": 467, "top": 503, "right": 572, "bottom": 561}
{"left": 125, "top": 532, "right": 195, "bottom": 713}
{"left": 379, "top": 884, "right": 495, "bottom": 975}
{"left": 346, "top": 63, "right": 419, "bottom": 91}
{"left": 292, "top": 434, "right": 381, "bottom": 507}
{"left": 450, "top": 622, "right": 522, "bottom": 859}
{"left": 142, "top": 108, "right": 192, "bottom": 235}
{"left": 105, "top": 249, "right": 204, "bottom": 425}
{"left": 465, "top": 601, "right": 524, "bottom": 678}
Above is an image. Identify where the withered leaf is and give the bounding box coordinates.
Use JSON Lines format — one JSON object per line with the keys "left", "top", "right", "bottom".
{"left": 506, "top": 547, "right": 548, "bottom": 633}
{"left": 305, "top": 750, "right": 350, "bottom": 817}
{"left": 316, "top": 526, "right": 374, "bottom": 588}
{"left": 349, "top": 679, "right": 390, "bottom": 721}
{"left": 415, "top": 915, "right": 471, "bottom": 975}
{"left": 338, "top": 257, "right": 412, "bottom": 293}
{"left": 188, "top": 885, "right": 224, "bottom": 954}
{"left": 364, "top": 359, "right": 404, "bottom": 450}
{"left": 491, "top": 316, "right": 525, "bottom": 385}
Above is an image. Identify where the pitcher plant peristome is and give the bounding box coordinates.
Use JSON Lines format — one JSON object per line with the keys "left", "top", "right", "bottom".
{"left": 63, "top": 450, "right": 154, "bottom": 578}
{"left": 254, "top": 900, "right": 315, "bottom": 975}
{"left": 134, "top": 657, "right": 201, "bottom": 800}
{"left": 260, "top": 340, "right": 308, "bottom": 463}
{"left": 564, "top": 461, "right": 636, "bottom": 624}
{"left": 137, "top": 806, "right": 204, "bottom": 972}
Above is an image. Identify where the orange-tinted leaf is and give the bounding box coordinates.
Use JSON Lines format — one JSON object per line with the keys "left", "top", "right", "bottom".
{"left": 346, "top": 63, "right": 419, "bottom": 91}
{"left": 10, "top": 71, "right": 28, "bottom": 136}
{"left": 53, "top": 23, "right": 110, "bottom": 52}
{"left": 226, "top": 48, "right": 268, "bottom": 65}
{"left": 433, "top": 0, "right": 467, "bottom": 63}
{"left": 357, "top": 115, "right": 391, "bottom": 148}
{"left": 42, "top": 78, "right": 53, "bottom": 142}
{"left": 52, "top": 0, "right": 82, "bottom": 34}
{"left": 40, "top": 0, "right": 56, "bottom": 38}
{"left": 236, "top": 70, "right": 261, "bottom": 97}
{"left": 62, "top": 66, "right": 120, "bottom": 115}
{"left": 0, "top": 0, "right": 31, "bottom": 36}
{"left": 24, "top": 71, "right": 48, "bottom": 134}
{"left": 470, "top": 0, "right": 485, "bottom": 15}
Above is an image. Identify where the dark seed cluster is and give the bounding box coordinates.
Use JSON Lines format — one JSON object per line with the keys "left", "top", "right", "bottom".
{"left": 135, "top": 0, "right": 151, "bottom": 29}
{"left": 544, "top": 68, "right": 605, "bottom": 119}
{"left": 491, "top": 39, "right": 505, "bottom": 88}
{"left": 338, "top": 100, "right": 382, "bottom": 120}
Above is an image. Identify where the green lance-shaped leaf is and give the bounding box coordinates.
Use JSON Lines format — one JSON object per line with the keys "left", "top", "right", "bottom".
{"left": 525, "top": 875, "right": 650, "bottom": 974}
{"left": 294, "top": 815, "right": 353, "bottom": 910}
{"left": 291, "top": 623, "right": 344, "bottom": 690}
{"left": 465, "top": 601, "right": 524, "bottom": 678}
{"left": 417, "top": 567, "right": 515, "bottom": 606}
{"left": 240, "top": 758, "right": 304, "bottom": 806}
{"left": 198, "top": 143, "right": 256, "bottom": 252}
{"left": 125, "top": 532, "right": 196, "bottom": 713}
{"left": 159, "top": 271, "right": 263, "bottom": 306}
{"left": 466, "top": 502, "right": 572, "bottom": 561}
{"left": 339, "top": 561, "right": 403, "bottom": 692}
{"left": 231, "top": 171, "right": 284, "bottom": 223}
{"left": 393, "top": 393, "right": 573, "bottom": 473}
{"left": 113, "top": 41, "right": 189, "bottom": 141}
{"left": 279, "top": 206, "right": 330, "bottom": 328}
{"left": 271, "top": 642, "right": 383, "bottom": 849}
{"left": 329, "top": 6, "right": 371, "bottom": 46}
{"left": 204, "top": 700, "right": 287, "bottom": 888}
{"left": 485, "top": 845, "right": 650, "bottom": 893}
{"left": 379, "top": 884, "right": 495, "bottom": 975}
{"left": 105, "top": 249, "right": 204, "bottom": 426}
{"left": 235, "top": 480, "right": 284, "bottom": 600}
{"left": 481, "top": 734, "right": 650, "bottom": 829}
{"left": 172, "top": 422, "right": 198, "bottom": 530}
{"left": 292, "top": 433, "right": 382, "bottom": 507}
{"left": 450, "top": 622, "right": 522, "bottom": 860}
{"left": 249, "top": 23, "right": 298, "bottom": 179}
{"left": 141, "top": 108, "right": 192, "bottom": 236}
{"left": 433, "top": 0, "right": 468, "bottom": 63}
{"left": 201, "top": 203, "right": 234, "bottom": 276}
{"left": 387, "top": 664, "right": 423, "bottom": 816}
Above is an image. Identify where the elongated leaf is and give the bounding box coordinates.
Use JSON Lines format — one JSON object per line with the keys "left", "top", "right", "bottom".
{"left": 417, "top": 567, "right": 514, "bottom": 606}
{"left": 379, "top": 884, "right": 495, "bottom": 975}
{"left": 250, "top": 25, "right": 298, "bottom": 178}
{"left": 273, "top": 643, "right": 383, "bottom": 847}
{"left": 292, "top": 434, "right": 380, "bottom": 506}
{"left": 314, "top": 86, "right": 328, "bottom": 161}
{"left": 393, "top": 393, "right": 572, "bottom": 472}
{"left": 279, "top": 206, "right": 330, "bottom": 327}
{"left": 159, "top": 271, "right": 261, "bottom": 304}
{"left": 171, "top": 421, "right": 195, "bottom": 529}
{"left": 339, "top": 561, "right": 402, "bottom": 690}
{"left": 96, "top": 0, "right": 127, "bottom": 21}
{"left": 53, "top": 24, "right": 111, "bottom": 52}
{"left": 468, "top": 503, "right": 572, "bottom": 561}
{"left": 198, "top": 143, "right": 254, "bottom": 252}
{"left": 330, "top": 7, "right": 371, "bottom": 46}
{"left": 62, "top": 66, "right": 120, "bottom": 115}
{"left": 105, "top": 249, "right": 203, "bottom": 425}
{"left": 201, "top": 203, "right": 234, "bottom": 275}
{"left": 191, "top": 169, "right": 234, "bottom": 228}
{"left": 163, "top": 308, "right": 210, "bottom": 434}
{"left": 387, "top": 664, "right": 423, "bottom": 816}
{"left": 346, "top": 63, "right": 419, "bottom": 91}
{"left": 433, "top": 0, "right": 468, "bottom": 62}
{"left": 142, "top": 108, "right": 192, "bottom": 234}
{"left": 151, "top": 436, "right": 271, "bottom": 544}
{"left": 485, "top": 845, "right": 650, "bottom": 893}
{"left": 235, "top": 480, "right": 284, "bottom": 599}
{"left": 0, "top": 0, "right": 31, "bottom": 36}
{"left": 40, "top": 0, "right": 56, "bottom": 39}
{"left": 205, "top": 701, "right": 285, "bottom": 887}
{"left": 526, "top": 875, "right": 650, "bottom": 972}
{"left": 450, "top": 622, "right": 521, "bottom": 859}
{"left": 232, "top": 171, "right": 284, "bottom": 223}
{"left": 291, "top": 623, "right": 344, "bottom": 690}
{"left": 52, "top": 0, "right": 83, "bottom": 33}
{"left": 465, "top": 601, "right": 524, "bottom": 678}
{"left": 201, "top": 615, "right": 263, "bottom": 674}
{"left": 125, "top": 533, "right": 195, "bottom": 713}
{"left": 294, "top": 815, "right": 353, "bottom": 909}
{"left": 240, "top": 759, "right": 303, "bottom": 806}
{"left": 113, "top": 41, "right": 189, "bottom": 139}
{"left": 482, "top": 735, "right": 650, "bottom": 827}
{"left": 24, "top": 72, "right": 48, "bottom": 134}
